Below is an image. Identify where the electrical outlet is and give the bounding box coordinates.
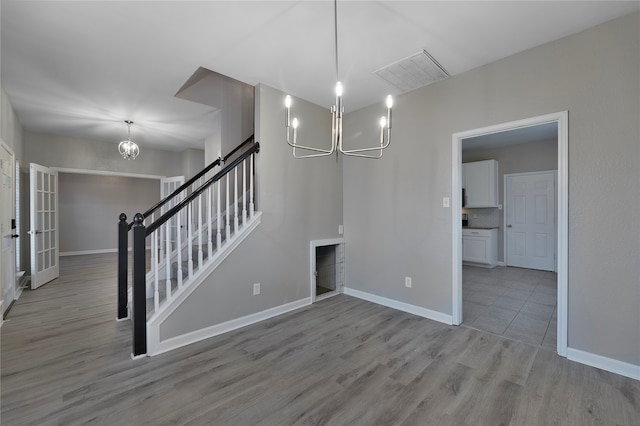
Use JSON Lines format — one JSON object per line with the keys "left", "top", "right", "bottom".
{"left": 338, "top": 225, "right": 344, "bottom": 235}
{"left": 443, "top": 197, "right": 450, "bottom": 208}
{"left": 405, "top": 276, "right": 412, "bottom": 288}
{"left": 253, "top": 283, "right": 260, "bottom": 295}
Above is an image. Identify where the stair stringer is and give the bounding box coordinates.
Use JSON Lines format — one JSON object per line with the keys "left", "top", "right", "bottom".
{"left": 146, "top": 211, "right": 262, "bottom": 356}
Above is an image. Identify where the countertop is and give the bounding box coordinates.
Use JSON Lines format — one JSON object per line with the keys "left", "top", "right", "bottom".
{"left": 462, "top": 226, "right": 499, "bottom": 229}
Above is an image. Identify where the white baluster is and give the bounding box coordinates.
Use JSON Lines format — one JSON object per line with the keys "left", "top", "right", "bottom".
{"left": 250, "top": 154, "right": 255, "bottom": 217}
{"left": 234, "top": 167, "right": 239, "bottom": 233}
{"left": 225, "top": 175, "right": 231, "bottom": 242}
{"left": 198, "top": 192, "right": 203, "bottom": 267}
{"left": 242, "top": 159, "right": 247, "bottom": 225}
{"left": 207, "top": 186, "right": 213, "bottom": 259}
{"left": 153, "top": 228, "right": 159, "bottom": 312}
{"left": 216, "top": 180, "right": 222, "bottom": 248}
{"left": 159, "top": 212, "right": 165, "bottom": 258}
{"left": 176, "top": 210, "right": 183, "bottom": 288}
{"left": 187, "top": 203, "right": 193, "bottom": 279}
{"left": 165, "top": 221, "right": 171, "bottom": 301}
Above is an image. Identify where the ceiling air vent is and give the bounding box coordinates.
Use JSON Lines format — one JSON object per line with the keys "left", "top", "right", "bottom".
{"left": 374, "top": 49, "right": 450, "bottom": 93}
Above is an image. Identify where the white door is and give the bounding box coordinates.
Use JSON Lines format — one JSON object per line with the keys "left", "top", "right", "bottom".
{"left": 29, "top": 163, "right": 59, "bottom": 289}
{"left": 1, "top": 143, "right": 16, "bottom": 313}
{"left": 505, "top": 171, "right": 556, "bottom": 271}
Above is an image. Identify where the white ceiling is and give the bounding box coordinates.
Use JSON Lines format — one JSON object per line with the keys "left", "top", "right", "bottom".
{"left": 2, "top": 1, "right": 638, "bottom": 152}
{"left": 462, "top": 122, "right": 558, "bottom": 152}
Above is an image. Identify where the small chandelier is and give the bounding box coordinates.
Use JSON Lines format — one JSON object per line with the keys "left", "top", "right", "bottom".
{"left": 118, "top": 120, "right": 140, "bottom": 160}
{"left": 284, "top": 0, "right": 393, "bottom": 159}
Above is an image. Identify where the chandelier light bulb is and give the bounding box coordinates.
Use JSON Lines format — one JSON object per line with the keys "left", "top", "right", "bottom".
{"left": 285, "top": 95, "right": 292, "bottom": 108}
{"left": 292, "top": 117, "right": 299, "bottom": 129}
{"left": 379, "top": 117, "right": 387, "bottom": 128}
{"left": 335, "top": 82, "right": 343, "bottom": 97}
{"left": 386, "top": 95, "right": 393, "bottom": 109}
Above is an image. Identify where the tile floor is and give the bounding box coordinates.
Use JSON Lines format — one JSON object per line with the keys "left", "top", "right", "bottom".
{"left": 462, "top": 265, "right": 557, "bottom": 350}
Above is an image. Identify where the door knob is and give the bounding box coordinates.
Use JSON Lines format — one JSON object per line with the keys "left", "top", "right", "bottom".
{"left": 11, "top": 234, "right": 19, "bottom": 238}
{"left": 507, "top": 224, "right": 512, "bottom": 228}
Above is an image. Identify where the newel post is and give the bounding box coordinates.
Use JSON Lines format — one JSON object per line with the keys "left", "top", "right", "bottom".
{"left": 117, "top": 213, "right": 129, "bottom": 320}
{"left": 132, "top": 213, "right": 147, "bottom": 357}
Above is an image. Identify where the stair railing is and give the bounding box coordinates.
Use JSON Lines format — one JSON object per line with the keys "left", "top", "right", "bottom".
{"left": 129, "top": 142, "right": 260, "bottom": 357}
{"left": 117, "top": 135, "right": 255, "bottom": 321}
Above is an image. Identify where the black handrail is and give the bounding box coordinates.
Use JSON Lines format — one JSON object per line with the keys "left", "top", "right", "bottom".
{"left": 118, "top": 134, "right": 257, "bottom": 323}
{"left": 146, "top": 142, "right": 259, "bottom": 236}
{"left": 130, "top": 134, "right": 255, "bottom": 227}
{"left": 128, "top": 141, "right": 260, "bottom": 356}
{"left": 223, "top": 134, "right": 255, "bottom": 163}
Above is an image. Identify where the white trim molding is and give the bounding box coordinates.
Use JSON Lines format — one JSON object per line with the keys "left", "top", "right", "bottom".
{"left": 310, "top": 238, "right": 345, "bottom": 303}
{"left": 53, "top": 167, "right": 164, "bottom": 180}
{"left": 567, "top": 348, "right": 640, "bottom": 381}
{"left": 148, "top": 296, "right": 311, "bottom": 357}
{"left": 451, "top": 111, "right": 569, "bottom": 358}
{"left": 344, "top": 287, "right": 453, "bottom": 325}
{"left": 60, "top": 248, "right": 118, "bottom": 257}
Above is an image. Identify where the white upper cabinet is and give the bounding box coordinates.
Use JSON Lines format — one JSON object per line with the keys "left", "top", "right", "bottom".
{"left": 462, "top": 160, "right": 498, "bottom": 208}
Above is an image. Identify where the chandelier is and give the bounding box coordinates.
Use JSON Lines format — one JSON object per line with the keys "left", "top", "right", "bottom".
{"left": 284, "top": 0, "right": 393, "bottom": 159}
{"left": 118, "top": 120, "right": 140, "bottom": 160}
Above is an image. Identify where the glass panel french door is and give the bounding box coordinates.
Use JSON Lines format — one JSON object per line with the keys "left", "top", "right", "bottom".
{"left": 30, "top": 163, "right": 59, "bottom": 289}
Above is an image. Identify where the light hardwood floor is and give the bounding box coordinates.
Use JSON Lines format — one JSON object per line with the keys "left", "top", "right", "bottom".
{"left": 2, "top": 253, "right": 639, "bottom": 425}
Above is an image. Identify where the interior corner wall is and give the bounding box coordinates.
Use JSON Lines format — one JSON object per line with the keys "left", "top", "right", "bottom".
{"left": 343, "top": 12, "right": 639, "bottom": 366}
{"left": 204, "top": 111, "right": 222, "bottom": 166}
{"left": 462, "top": 139, "right": 558, "bottom": 261}
{"left": 159, "top": 83, "right": 343, "bottom": 340}
{"left": 1, "top": 88, "right": 24, "bottom": 164}
{"left": 58, "top": 173, "right": 160, "bottom": 254}
{"left": 220, "top": 82, "right": 254, "bottom": 155}
{"left": 180, "top": 148, "right": 205, "bottom": 181}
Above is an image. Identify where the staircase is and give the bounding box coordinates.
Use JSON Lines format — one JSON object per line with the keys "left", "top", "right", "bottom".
{"left": 117, "top": 136, "right": 261, "bottom": 357}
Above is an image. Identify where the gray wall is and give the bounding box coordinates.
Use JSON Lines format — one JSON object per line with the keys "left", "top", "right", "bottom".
{"left": 180, "top": 148, "right": 205, "bottom": 181}
{"left": 1, "top": 88, "right": 24, "bottom": 163}
{"left": 463, "top": 138, "right": 558, "bottom": 261}
{"left": 343, "top": 13, "right": 639, "bottom": 365}
{"left": 58, "top": 173, "right": 160, "bottom": 254}
{"left": 160, "top": 83, "right": 344, "bottom": 339}
{"left": 25, "top": 131, "right": 182, "bottom": 177}
{"left": 22, "top": 131, "right": 193, "bottom": 269}
{"left": 1, "top": 87, "right": 27, "bottom": 271}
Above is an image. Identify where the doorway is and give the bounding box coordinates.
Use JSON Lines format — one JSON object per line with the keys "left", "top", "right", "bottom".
{"left": 1, "top": 141, "right": 17, "bottom": 316}
{"left": 505, "top": 171, "right": 557, "bottom": 271}
{"left": 452, "top": 111, "right": 568, "bottom": 357}
{"left": 310, "top": 238, "right": 344, "bottom": 302}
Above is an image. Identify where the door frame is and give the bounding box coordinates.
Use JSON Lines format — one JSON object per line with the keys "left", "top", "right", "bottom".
{"left": 451, "top": 111, "right": 568, "bottom": 357}
{"left": 504, "top": 170, "right": 557, "bottom": 271}
{"left": 1, "top": 140, "right": 17, "bottom": 316}
{"left": 310, "top": 238, "right": 344, "bottom": 303}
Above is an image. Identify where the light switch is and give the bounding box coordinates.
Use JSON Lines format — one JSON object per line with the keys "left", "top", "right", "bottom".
{"left": 443, "top": 197, "right": 450, "bottom": 208}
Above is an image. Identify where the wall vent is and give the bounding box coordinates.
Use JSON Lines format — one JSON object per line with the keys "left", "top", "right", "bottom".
{"left": 374, "top": 49, "right": 450, "bottom": 93}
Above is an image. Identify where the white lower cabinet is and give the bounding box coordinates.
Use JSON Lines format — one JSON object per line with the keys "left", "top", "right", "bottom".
{"left": 462, "top": 228, "right": 498, "bottom": 267}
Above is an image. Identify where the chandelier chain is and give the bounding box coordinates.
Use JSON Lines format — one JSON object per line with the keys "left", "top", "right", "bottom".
{"left": 334, "top": 0, "right": 339, "bottom": 81}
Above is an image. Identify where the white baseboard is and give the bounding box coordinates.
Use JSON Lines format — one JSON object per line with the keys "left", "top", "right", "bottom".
{"left": 60, "top": 248, "right": 118, "bottom": 257}
{"left": 343, "top": 287, "right": 453, "bottom": 325}
{"left": 149, "top": 297, "right": 312, "bottom": 356}
{"left": 566, "top": 347, "right": 640, "bottom": 380}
